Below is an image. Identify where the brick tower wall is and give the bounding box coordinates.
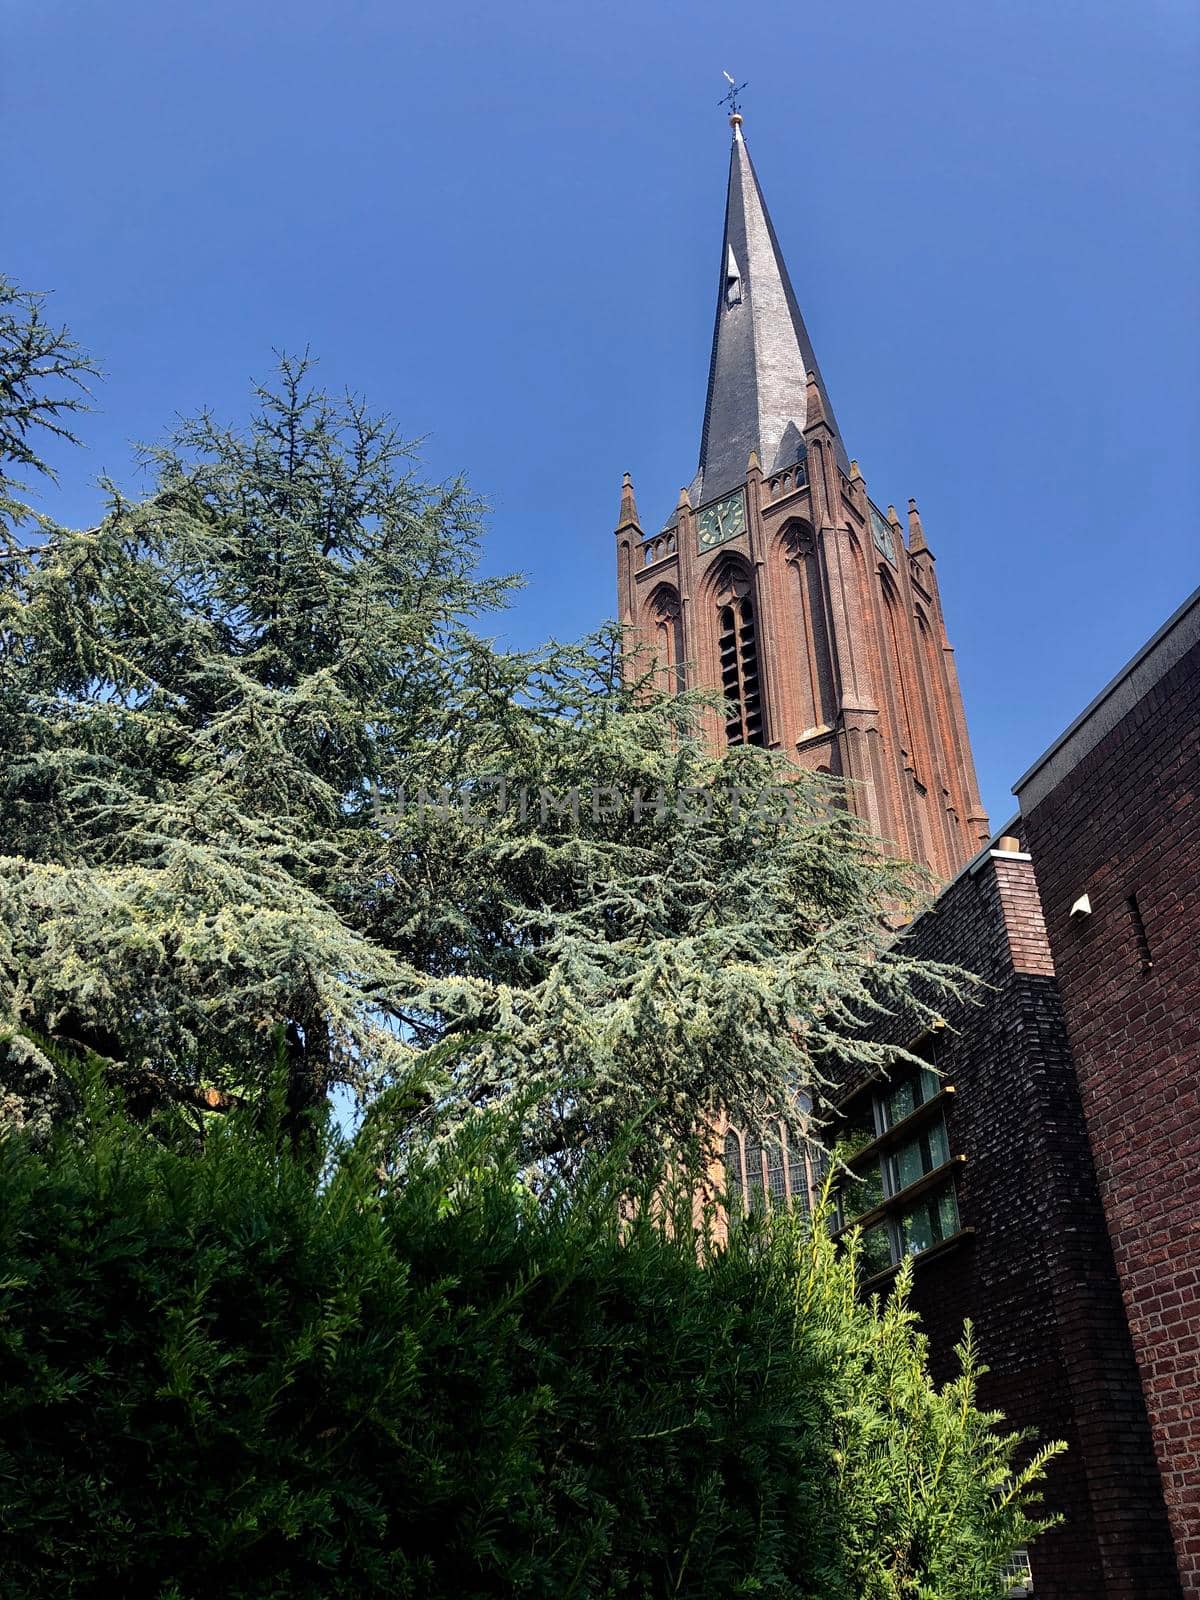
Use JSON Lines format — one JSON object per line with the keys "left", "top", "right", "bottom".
{"left": 615, "top": 448, "right": 989, "bottom": 885}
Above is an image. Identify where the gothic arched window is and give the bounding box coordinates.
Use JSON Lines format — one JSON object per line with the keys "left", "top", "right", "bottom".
{"left": 742, "top": 1133, "right": 767, "bottom": 1214}
{"left": 645, "top": 584, "right": 684, "bottom": 694}
{"left": 723, "top": 1118, "right": 817, "bottom": 1225}
{"left": 880, "top": 574, "right": 916, "bottom": 762}
{"left": 780, "top": 521, "right": 833, "bottom": 735}
{"left": 723, "top": 1129, "right": 744, "bottom": 1210}
{"left": 718, "top": 595, "right": 764, "bottom": 746}
{"left": 658, "top": 594, "right": 684, "bottom": 693}
{"left": 765, "top": 1131, "right": 788, "bottom": 1205}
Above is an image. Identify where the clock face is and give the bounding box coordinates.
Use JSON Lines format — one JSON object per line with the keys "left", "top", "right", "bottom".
{"left": 697, "top": 489, "right": 747, "bottom": 553}
{"left": 870, "top": 504, "right": 897, "bottom": 565}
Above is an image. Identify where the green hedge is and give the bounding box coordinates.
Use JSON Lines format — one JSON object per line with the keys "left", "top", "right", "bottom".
{"left": 0, "top": 1106, "right": 1058, "bottom": 1598}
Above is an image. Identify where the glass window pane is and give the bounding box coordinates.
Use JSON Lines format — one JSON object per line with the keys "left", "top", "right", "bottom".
{"left": 809, "top": 1144, "right": 830, "bottom": 1195}
{"left": 926, "top": 1116, "right": 950, "bottom": 1170}
{"left": 908, "top": 1209, "right": 934, "bottom": 1260}
{"left": 845, "top": 1161, "right": 884, "bottom": 1221}
{"left": 899, "top": 1184, "right": 960, "bottom": 1257}
{"left": 842, "top": 1107, "right": 876, "bottom": 1153}
{"left": 882, "top": 1080, "right": 916, "bottom": 1129}
{"left": 917, "top": 1065, "right": 940, "bottom": 1105}
{"left": 900, "top": 1202, "right": 936, "bottom": 1256}
{"left": 936, "top": 1185, "right": 960, "bottom": 1238}
{"left": 723, "top": 1131, "right": 744, "bottom": 1208}
{"left": 891, "top": 1139, "right": 926, "bottom": 1193}
{"left": 861, "top": 1223, "right": 894, "bottom": 1276}
{"left": 888, "top": 1114, "right": 951, "bottom": 1196}
{"left": 792, "top": 1158, "right": 812, "bottom": 1215}
{"left": 765, "top": 1130, "right": 788, "bottom": 1204}
{"left": 744, "top": 1141, "right": 766, "bottom": 1213}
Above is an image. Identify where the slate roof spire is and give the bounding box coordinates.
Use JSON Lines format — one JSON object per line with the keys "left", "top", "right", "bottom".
{"left": 695, "top": 115, "right": 848, "bottom": 506}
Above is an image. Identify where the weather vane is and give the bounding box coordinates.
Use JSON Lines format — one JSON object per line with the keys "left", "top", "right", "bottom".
{"left": 719, "top": 70, "right": 748, "bottom": 119}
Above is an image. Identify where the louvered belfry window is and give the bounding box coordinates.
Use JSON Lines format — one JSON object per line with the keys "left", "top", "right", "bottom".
{"left": 719, "top": 596, "right": 764, "bottom": 746}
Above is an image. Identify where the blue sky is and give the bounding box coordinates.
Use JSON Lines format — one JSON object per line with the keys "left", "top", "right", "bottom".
{"left": 6, "top": 0, "right": 1198, "bottom": 826}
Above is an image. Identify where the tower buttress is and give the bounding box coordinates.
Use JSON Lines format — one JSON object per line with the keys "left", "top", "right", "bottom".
{"left": 614, "top": 472, "right": 644, "bottom": 631}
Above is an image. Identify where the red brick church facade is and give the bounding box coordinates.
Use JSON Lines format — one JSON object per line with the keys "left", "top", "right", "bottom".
{"left": 614, "top": 114, "right": 1195, "bottom": 1598}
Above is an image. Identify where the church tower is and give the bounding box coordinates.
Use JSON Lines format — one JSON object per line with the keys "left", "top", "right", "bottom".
{"left": 615, "top": 113, "right": 989, "bottom": 884}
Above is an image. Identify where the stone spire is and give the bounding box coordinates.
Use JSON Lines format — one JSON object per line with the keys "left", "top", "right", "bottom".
{"left": 616, "top": 471, "right": 641, "bottom": 532}
{"left": 907, "top": 496, "right": 928, "bottom": 552}
{"left": 695, "top": 116, "right": 848, "bottom": 508}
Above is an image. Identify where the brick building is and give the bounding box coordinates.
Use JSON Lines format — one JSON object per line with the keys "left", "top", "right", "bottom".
{"left": 614, "top": 113, "right": 1195, "bottom": 1597}
{"left": 1015, "top": 593, "right": 1200, "bottom": 1594}
{"left": 832, "top": 833, "right": 1181, "bottom": 1598}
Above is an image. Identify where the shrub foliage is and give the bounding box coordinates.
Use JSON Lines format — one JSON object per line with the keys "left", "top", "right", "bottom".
{"left": 0, "top": 1099, "right": 1060, "bottom": 1599}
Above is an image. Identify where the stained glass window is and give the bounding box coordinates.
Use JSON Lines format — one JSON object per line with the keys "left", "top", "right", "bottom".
{"left": 765, "top": 1130, "right": 788, "bottom": 1205}
{"left": 743, "top": 1136, "right": 767, "bottom": 1214}
{"left": 723, "top": 1129, "right": 744, "bottom": 1210}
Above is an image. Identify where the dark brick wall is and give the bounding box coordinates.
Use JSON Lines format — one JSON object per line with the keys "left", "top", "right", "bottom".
{"left": 840, "top": 846, "right": 1180, "bottom": 1598}
{"left": 1020, "top": 633, "right": 1200, "bottom": 1597}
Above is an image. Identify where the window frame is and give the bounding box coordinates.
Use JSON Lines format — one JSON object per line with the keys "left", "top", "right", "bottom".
{"left": 831, "top": 1027, "right": 968, "bottom": 1279}
{"left": 721, "top": 1114, "right": 822, "bottom": 1224}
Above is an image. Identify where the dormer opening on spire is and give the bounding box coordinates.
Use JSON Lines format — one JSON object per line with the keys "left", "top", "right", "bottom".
{"left": 724, "top": 245, "right": 742, "bottom": 307}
